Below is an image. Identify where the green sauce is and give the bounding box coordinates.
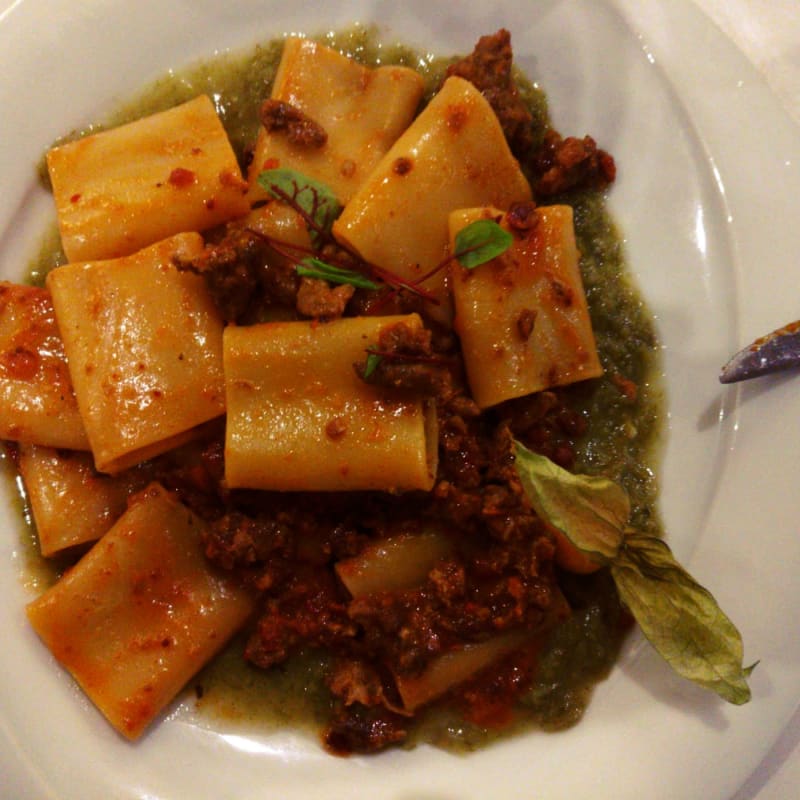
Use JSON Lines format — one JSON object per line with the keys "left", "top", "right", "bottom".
{"left": 569, "top": 191, "right": 664, "bottom": 535}
{"left": 17, "top": 25, "right": 663, "bottom": 751}
{"left": 193, "top": 640, "right": 335, "bottom": 734}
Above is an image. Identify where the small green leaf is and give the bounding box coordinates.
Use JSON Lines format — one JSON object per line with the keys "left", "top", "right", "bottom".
{"left": 296, "top": 258, "right": 380, "bottom": 290}
{"left": 514, "top": 441, "right": 628, "bottom": 562}
{"left": 454, "top": 219, "right": 514, "bottom": 269}
{"left": 612, "top": 534, "right": 752, "bottom": 705}
{"left": 257, "top": 168, "right": 342, "bottom": 240}
{"left": 512, "top": 439, "right": 754, "bottom": 705}
{"left": 363, "top": 351, "right": 383, "bottom": 379}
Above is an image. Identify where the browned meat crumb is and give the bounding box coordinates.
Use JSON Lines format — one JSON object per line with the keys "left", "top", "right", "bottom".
{"left": 296, "top": 276, "right": 354, "bottom": 319}
{"left": 324, "top": 703, "right": 409, "bottom": 755}
{"left": 260, "top": 98, "right": 328, "bottom": 148}
{"left": 529, "top": 129, "right": 616, "bottom": 197}
{"left": 507, "top": 200, "right": 539, "bottom": 233}
{"left": 174, "top": 224, "right": 303, "bottom": 323}
{"left": 355, "top": 320, "right": 454, "bottom": 397}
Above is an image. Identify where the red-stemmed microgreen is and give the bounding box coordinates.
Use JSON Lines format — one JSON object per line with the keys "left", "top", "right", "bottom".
{"left": 257, "top": 168, "right": 342, "bottom": 244}
{"left": 369, "top": 219, "right": 515, "bottom": 311}
{"left": 296, "top": 258, "right": 381, "bottom": 291}
{"left": 453, "top": 219, "right": 514, "bottom": 269}
{"left": 245, "top": 225, "right": 438, "bottom": 301}
{"left": 255, "top": 169, "right": 513, "bottom": 302}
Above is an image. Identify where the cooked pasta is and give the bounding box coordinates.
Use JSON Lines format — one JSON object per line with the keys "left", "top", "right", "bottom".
{"left": 333, "top": 76, "right": 532, "bottom": 303}
{"left": 26, "top": 483, "right": 256, "bottom": 740}
{"left": 0, "top": 282, "right": 89, "bottom": 450}
{"left": 246, "top": 37, "right": 424, "bottom": 206}
{"left": 17, "top": 445, "right": 140, "bottom": 556}
{"left": 449, "top": 204, "right": 603, "bottom": 407}
{"left": 4, "top": 27, "right": 664, "bottom": 754}
{"left": 335, "top": 529, "right": 454, "bottom": 597}
{"left": 224, "top": 314, "right": 438, "bottom": 492}
{"left": 46, "top": 233, "right": 226, "bottom": 474}
{"left": 47, "top": 95, "right": 250, "bottom": 262}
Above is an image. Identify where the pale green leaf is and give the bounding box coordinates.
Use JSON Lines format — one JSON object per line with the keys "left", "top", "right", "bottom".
{"left": 513, "top": 439, "right": 754, "bottom": 705}
{"left": 612, "top": 533, "right": 752, "bottom": 704}
{"left": 514, "top": 440, "right": 627, "bottom": 562}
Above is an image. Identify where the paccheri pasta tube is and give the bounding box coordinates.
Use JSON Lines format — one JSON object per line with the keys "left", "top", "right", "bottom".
{"left": 46, "top": 233, "right": 226, "bottom": 474}
{"left": 449, "top": 204, "right": 602, "bottom": 407}
{"left": 0, "top": 282, "right": 89, "bottom": 450}
{"left": 26, "top": 483, "right": 256, "bottom": 740}
{"left": 224, "top": 314, "right": 438, "bottom": 492}
{"left": 333, "top": 76, "right": 533, "bottom": 302}
{"left": 17, "top": 445, "right": 142, "bottom": 556}
{"left": 247, "top": 37, "right": 424, "bottom": 206}
{"left": 47, "top": 95, "right": 250, "bottom": 262}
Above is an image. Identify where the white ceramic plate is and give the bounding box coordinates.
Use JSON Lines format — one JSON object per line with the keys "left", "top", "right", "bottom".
{"left": 1, "top": 1, "right": 799, "bottom": 798}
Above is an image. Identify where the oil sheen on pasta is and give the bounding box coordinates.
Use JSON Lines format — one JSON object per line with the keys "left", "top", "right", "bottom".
{"left": 22, "top": 26, "right": 663, "bottom": 750}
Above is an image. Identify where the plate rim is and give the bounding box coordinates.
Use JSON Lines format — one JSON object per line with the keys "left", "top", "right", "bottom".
{"left": 1, "top": 1, "right": 799, "bottom": 798}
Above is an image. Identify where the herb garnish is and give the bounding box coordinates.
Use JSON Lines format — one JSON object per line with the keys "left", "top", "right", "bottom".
{"left": 362, "top": 350, "right": 383, "bottom": 379}
{"left": 454, "top": 218, "right": 514, "bottom": 269}
{"left": 257, "top": 167, "right": 342, "bottom": 243}
{"left": 253, "top": 168, "right": 437, "bottom": 302}
{"left": 514, "top": 440, "right": 754, "bottom": 705}
{"left": 255, "top": 173, "right": 514, "bottom": 298}
{"left": 296, "top": 258, "right": 381, "bottom": 290}
{"left": 363, "top": 217, "right": 515, "bottom": 310}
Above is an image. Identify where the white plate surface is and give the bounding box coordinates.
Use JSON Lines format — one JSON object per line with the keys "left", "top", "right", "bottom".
{"left": 1, "top": 1, "right": 798, "bottom": 798}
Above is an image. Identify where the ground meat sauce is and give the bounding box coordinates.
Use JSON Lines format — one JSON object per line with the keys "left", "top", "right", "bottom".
{"left": 355, "top": 320, "right": 454, "bottom": 397}
{"left": 13, "top": 26, "right": 663, "bottom": 755}
{"left": 528, "top": 128, "right": 617, "bottom": 198}
{"left": 296, "top": 277, "right": 354, "bottom": 319}
{"left": 259, "top": 98, "right": 328, "bottom": 148}
{"left": 173, "top": 227, "right": 289, "bottom": 323}
{"left": 181, "top": 387, "right": 582, "bottom": 753}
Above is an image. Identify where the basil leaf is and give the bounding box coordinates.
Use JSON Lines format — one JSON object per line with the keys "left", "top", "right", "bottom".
{"left": 513, "top": 439, "right": 754, "bottom": 705}
{"left": 454, "top": 219, "right": 514, "bottom": 269}
{"left": 257, "top": 168, "right": 342, "bottom": 241}
{"left": 296, "top": 258, "right": 380, "bottom": 290}
{"left": 514, "top": 441, "right": 627, "bottom": 562}
{"left": 612, "top": 533, "right": 752, "bottom": 704}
